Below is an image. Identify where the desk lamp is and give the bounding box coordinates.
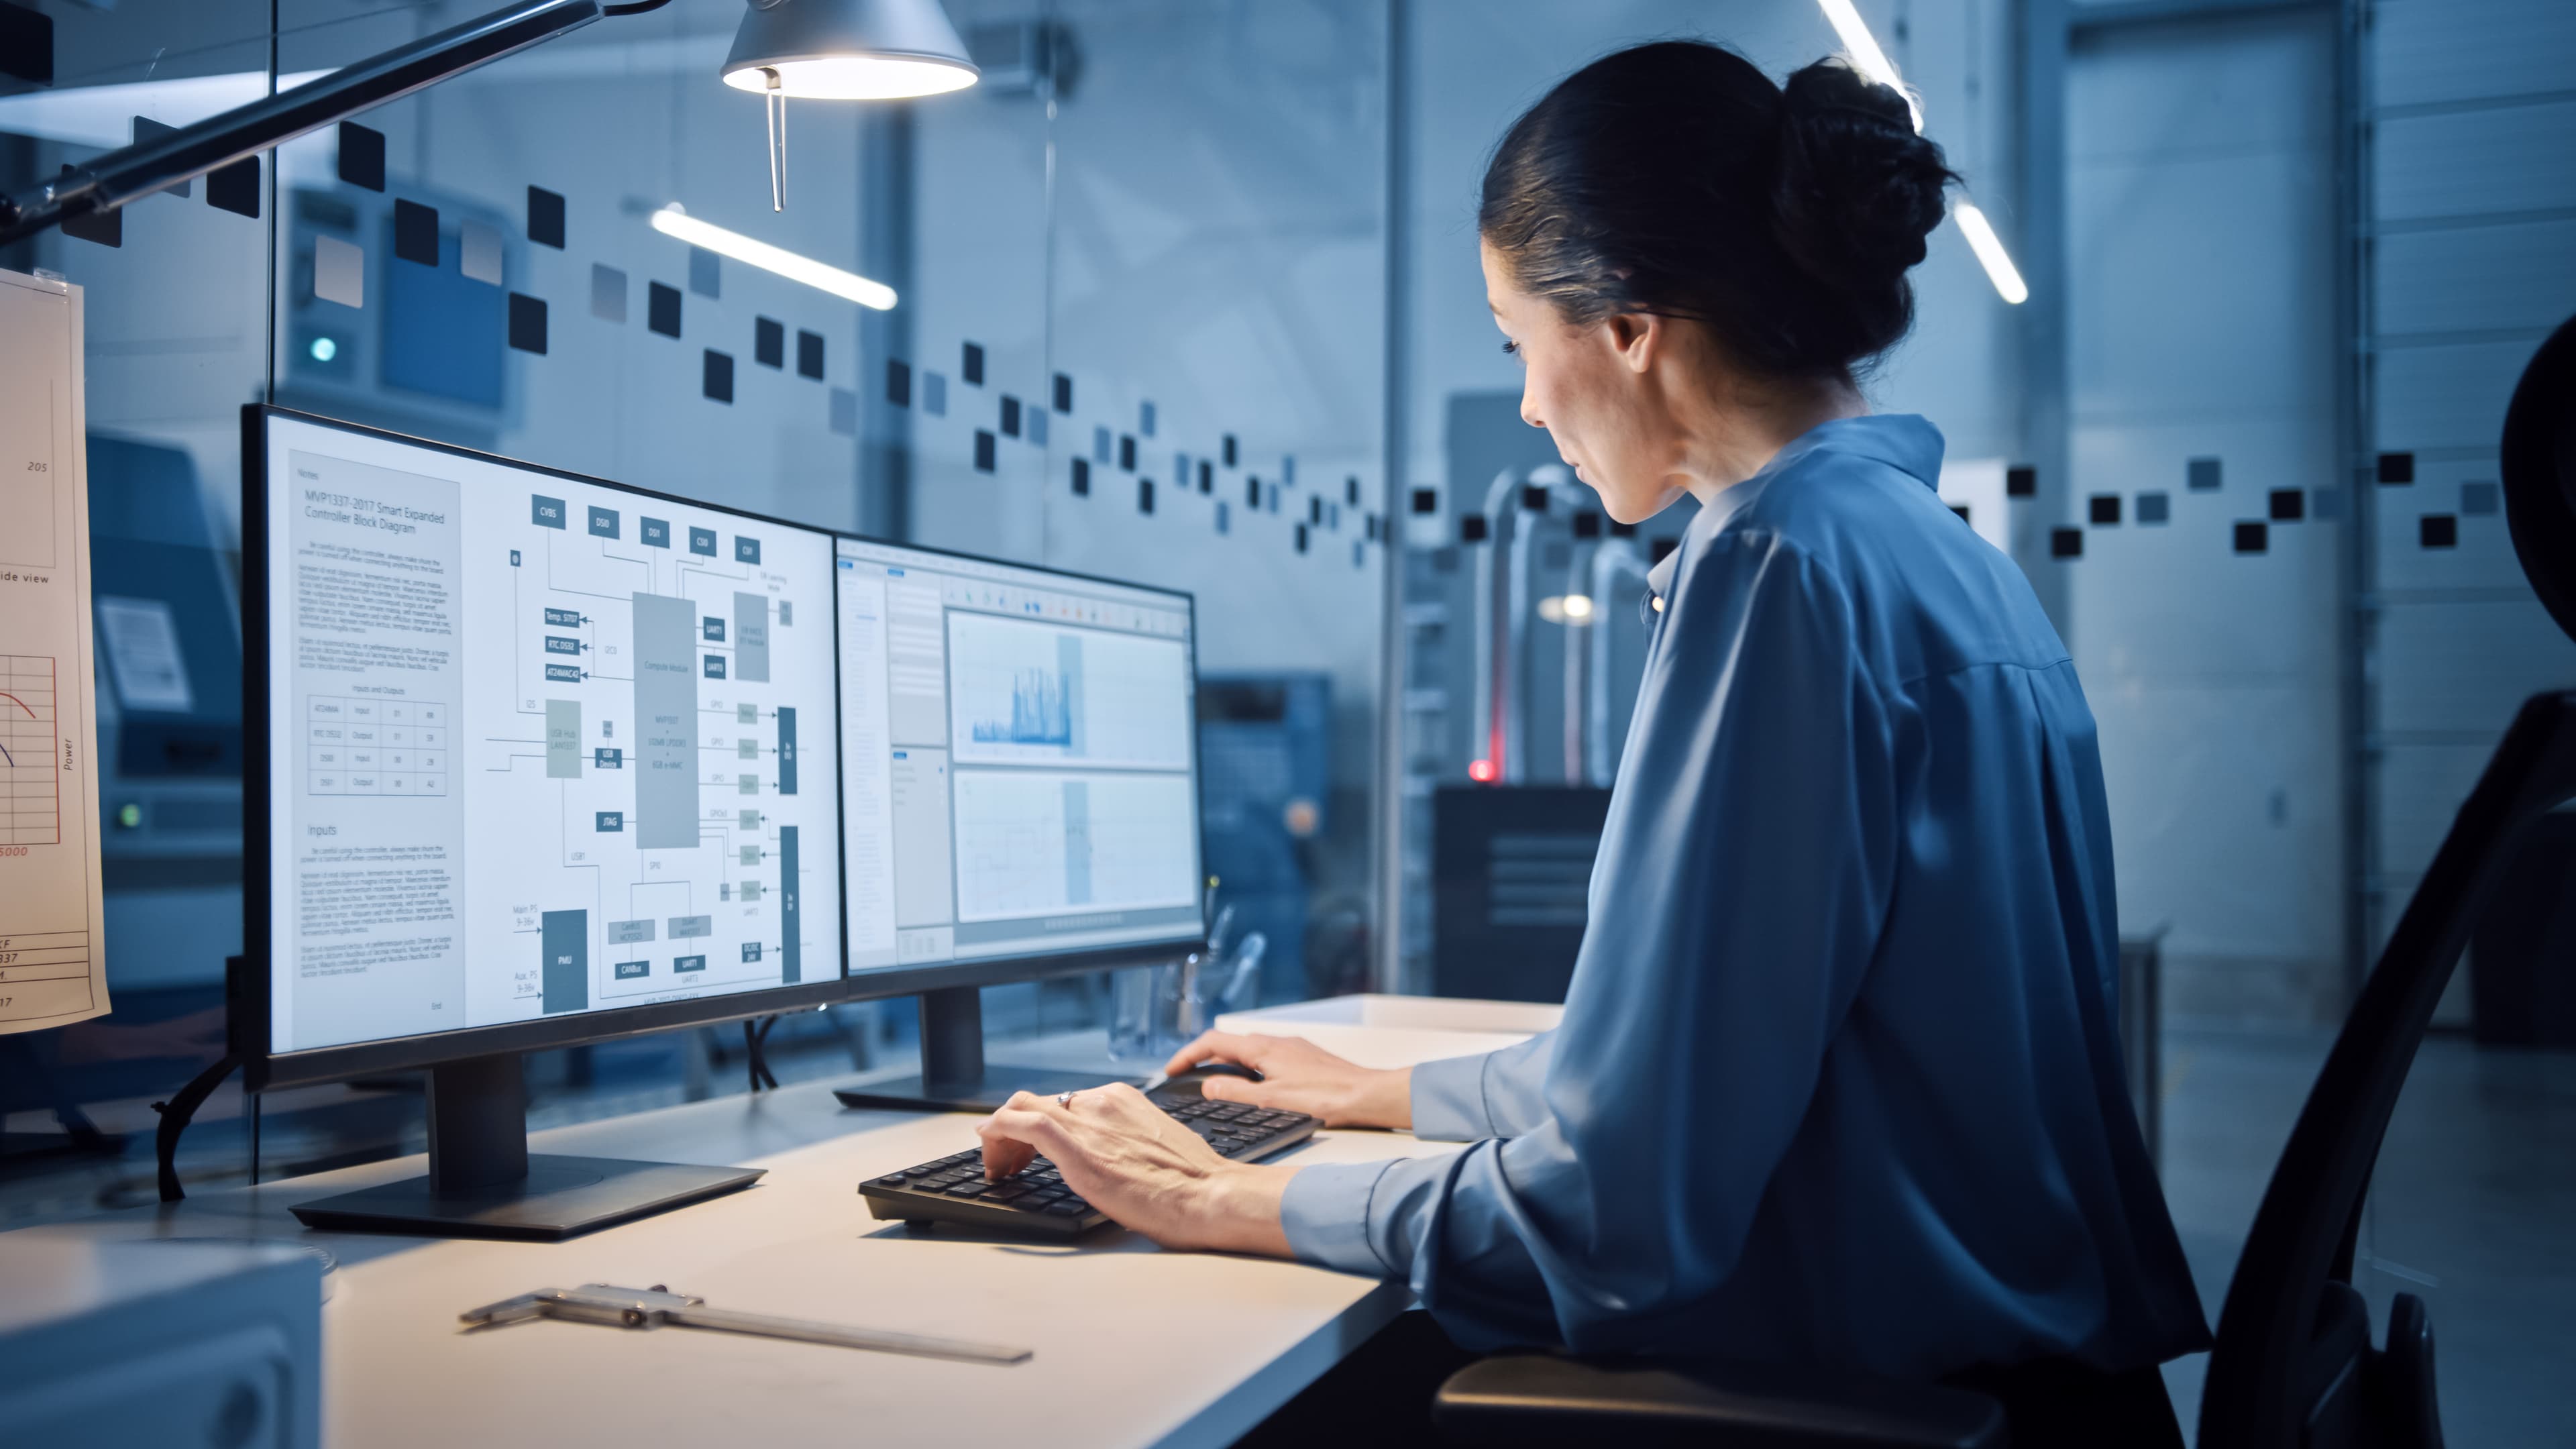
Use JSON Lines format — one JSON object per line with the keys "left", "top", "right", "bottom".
{"left": 721, "top": 0, "right": 979, "bottom": 210}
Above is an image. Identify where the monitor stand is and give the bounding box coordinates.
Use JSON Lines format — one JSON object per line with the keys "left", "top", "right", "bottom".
{"left": 833, "top": 985, "right": 1144, "bottom": 1113}
{"left": 289, "top": 1054, "right": 762, "bottom": 1240}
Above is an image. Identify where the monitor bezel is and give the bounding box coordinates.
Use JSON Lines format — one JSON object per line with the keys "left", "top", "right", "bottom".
{"left": 821, "top": 531, "right": 1211, "bottom": 1008}
{"left": 239, "top": 405, "right": 855, "bottom": 1090}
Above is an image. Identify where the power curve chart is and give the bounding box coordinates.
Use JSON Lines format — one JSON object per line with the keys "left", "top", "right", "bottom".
{"left": 1, "top": 655, "right": 59, "bottom": 845}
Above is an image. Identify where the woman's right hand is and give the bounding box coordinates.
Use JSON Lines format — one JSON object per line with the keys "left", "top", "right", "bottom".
{"left": 1161, "top": 1031, "right": 1413, "bottom": 1130}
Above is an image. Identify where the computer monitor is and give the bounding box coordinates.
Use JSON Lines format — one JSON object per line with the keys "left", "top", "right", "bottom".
{"left": 241, "top": 406, "right": 847, "bottom": 1237}
{"left": 827, "top": 535, "right": 1206, "bottom": 1111}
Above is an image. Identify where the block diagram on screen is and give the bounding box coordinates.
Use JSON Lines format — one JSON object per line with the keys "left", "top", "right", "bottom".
{"left": 459, "top": 492, "right": 839, "bottom": 1020}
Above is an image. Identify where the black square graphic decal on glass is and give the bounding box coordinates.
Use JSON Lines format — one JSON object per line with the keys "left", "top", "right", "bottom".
{"left": 507, "top": 292, "right": 547, "bottom": 354}
{"left": 393, "top": 199, "right": 438, "bottom": 266}
{"left": 527, "top": 185, "right": 566, "bottom": 248}
{"left": 339, "top": 121, "right": 385, "bottom": 191}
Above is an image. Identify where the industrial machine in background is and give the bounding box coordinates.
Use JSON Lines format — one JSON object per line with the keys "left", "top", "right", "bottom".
{"left": 1402, "top": 392, "right": 1682, "bottom": 1002}
{"left": 89, "top": 434, "right": 246, "bottom": 919}
{"left": 1197, "top": 673, "right": 1329, "bottom": 1005}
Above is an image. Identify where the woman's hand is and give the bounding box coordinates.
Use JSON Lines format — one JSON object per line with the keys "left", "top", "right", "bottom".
{"left": 977, "top": 1084, "right": 1293, "bottom": 1256}
{"left": 1161, "top": 1032, "right": 1413, "bottom": 1131}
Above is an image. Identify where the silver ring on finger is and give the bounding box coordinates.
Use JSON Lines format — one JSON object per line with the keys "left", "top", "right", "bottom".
{"left": 1055, "top": 1091, "right": 1076, "bottom": 1109}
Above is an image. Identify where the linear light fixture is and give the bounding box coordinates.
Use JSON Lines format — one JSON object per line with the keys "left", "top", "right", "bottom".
{"left": 1815, "top": 0, "right": 1923, "bottom": 133}
{"left": 650, "top": 203, "right": 897, "bottom": 309}
{"left": 1813, "top": 0, "right": 2027, "bottom": 305}
{"left": 1951, "top": 202, "right": 2030, "bottom": 305}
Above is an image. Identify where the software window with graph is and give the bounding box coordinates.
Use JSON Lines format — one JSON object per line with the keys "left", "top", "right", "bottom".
{"left": 834, "top": 538, "right": 1203, "bottom": 973}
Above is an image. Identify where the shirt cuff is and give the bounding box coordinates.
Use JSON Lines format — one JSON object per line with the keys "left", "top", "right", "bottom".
{"left": 1279, "top": 1159, "right": 1398, "bottom": 1277}
{"left": 1408, "top": 1051, "right": 1494, "bottom": 1142}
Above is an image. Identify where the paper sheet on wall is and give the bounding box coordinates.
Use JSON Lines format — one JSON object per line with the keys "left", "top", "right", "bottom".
{"left": 0, "top": 268, "right": 110, "bottom": 1033}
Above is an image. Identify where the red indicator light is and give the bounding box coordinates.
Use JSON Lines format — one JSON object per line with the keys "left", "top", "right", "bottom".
{"left": 1468, "top": 759, "right": 1497, "bottom": 784}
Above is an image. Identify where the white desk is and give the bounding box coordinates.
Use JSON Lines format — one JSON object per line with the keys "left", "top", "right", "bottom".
{"left": 3, "top": 1001, "right": 1547, "bottom": 1449}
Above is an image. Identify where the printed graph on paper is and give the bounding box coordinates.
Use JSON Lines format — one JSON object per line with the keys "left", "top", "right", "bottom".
{"left": 1, "top": 655, "right": 60, "bottom": 845}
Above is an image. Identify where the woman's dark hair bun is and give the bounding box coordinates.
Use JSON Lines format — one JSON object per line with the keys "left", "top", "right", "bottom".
{"left": 1772, "top": 60, "right": 1955, "bottom": 297}
{"left": 1480, "top": 41, "right": 1960, "bottom": 381}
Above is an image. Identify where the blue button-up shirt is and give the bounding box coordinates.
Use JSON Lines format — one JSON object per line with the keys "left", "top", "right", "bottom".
{"left": 1281, "top": 414, "right": 2209, "bottom": 1378}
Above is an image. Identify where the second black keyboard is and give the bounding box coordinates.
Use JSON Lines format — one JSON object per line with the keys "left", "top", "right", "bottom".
{"left": 859, "top": 1092, "right": 1320, "bottom": 1237}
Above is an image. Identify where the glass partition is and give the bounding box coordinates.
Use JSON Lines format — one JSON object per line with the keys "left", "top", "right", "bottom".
{"left": 0, "top": 0, "right": 1389, "bottom": 1214}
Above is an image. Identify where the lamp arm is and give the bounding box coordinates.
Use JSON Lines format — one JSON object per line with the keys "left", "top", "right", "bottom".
{"left": 0, "top": 0, "right": 606, "bottom": 246}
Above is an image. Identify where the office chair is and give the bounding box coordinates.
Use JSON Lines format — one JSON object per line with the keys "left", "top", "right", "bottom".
{"left": 1431, "top": 313, "right": 2576, "bottom": 1448}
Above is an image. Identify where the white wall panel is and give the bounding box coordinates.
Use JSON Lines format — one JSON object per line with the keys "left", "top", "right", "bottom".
{"left": 2374, "top": 99, "right": 2576, "bottom": 223}
{"left": 2371, "top": 0, "right": 2576, "bottom": 111}
{"left": 2373, "top": 219, "right": 2576, "bottom": 338}
{"left": 2371, "top": 337, "right": 2544, "bottom": 453}
{"left": 2070, "top": 9, "right": 2343, "bottom": 1020}
{"left": 2375, "top": 599, "right": 2576, "bottom": 737}
{"left": 2374, "top": 743, "right": 2497, "bottom": 880}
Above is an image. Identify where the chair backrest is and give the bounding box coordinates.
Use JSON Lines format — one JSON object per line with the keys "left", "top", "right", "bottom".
{"left": 2199, "top": 313, "right": 2576, "bottom": 1448}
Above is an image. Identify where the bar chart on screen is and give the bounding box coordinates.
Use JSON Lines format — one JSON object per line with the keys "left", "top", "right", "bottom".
{"left": 2, "top": 654, "right": 63, "bottom": 847}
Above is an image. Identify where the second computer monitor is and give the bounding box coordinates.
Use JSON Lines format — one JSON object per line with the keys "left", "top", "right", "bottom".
{"left": 833, "top": 538, "right": 1203, "bottom": 981}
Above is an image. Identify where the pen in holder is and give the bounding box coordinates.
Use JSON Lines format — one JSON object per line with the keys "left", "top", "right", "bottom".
{"left": 1109, "top": 929, "right": 1267, "bottom": 1062}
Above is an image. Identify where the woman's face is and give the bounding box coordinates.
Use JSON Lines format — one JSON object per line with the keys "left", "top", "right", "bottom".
{"left": 1481, "top": 238, "right": 1687, "bottom": 526}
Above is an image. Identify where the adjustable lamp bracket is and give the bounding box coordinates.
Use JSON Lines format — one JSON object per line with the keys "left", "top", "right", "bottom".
{"left": 0, "top": 0, "right": 608, "bottom": 248}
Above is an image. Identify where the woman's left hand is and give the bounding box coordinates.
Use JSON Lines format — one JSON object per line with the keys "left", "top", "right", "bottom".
{"left": 977, "top": 1083, "right": 1295, "bottom": 1256}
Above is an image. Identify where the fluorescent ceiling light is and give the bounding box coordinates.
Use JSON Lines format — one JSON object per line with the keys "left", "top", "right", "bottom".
{"left": 1815, "top": 0, "right": 1923, "bottom": 133}
{"left": 650, "top": 203, "right": 897, "bottom": 309}
{"left": 1951, "top": 203, "right": 2029, "bottom": 306}
{"left": 1812, "top": 0, "right": 2029, "bottom": 305}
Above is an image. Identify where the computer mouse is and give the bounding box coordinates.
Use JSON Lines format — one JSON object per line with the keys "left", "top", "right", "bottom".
{"left": 1155, "top": 1062, "right": 1263, "bottom": 1097}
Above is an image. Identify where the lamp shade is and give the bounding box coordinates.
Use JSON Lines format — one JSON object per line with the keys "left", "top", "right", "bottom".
{"left": 721, "top": 0, "right": 978, "bottom": 100}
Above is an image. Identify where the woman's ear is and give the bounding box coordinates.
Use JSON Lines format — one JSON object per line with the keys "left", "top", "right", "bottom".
{"left": 1607, "top": 311, "right": 1662, "bottom": 374}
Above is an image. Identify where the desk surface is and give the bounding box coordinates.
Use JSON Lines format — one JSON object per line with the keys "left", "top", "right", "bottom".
{"left": 5, "top": 1011, "right": 1532, "bottom": 1449}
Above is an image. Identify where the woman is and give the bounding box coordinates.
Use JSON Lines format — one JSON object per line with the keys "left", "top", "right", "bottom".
{"left": 978, "top": 40, "right": 2209, "bottom": 1438}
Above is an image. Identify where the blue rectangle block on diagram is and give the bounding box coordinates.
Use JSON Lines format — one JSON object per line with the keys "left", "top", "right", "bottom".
{"left": 594, "top": 747, "right": 622, "bottom": 768}
{"left": 544, "top": 636, "right": 581, "bottom": 655}
{"left": 704, "top": 655, "right": 727, "bottom": 679}
{"left": 614, "top": 961, "right": 649, "bottom": 981}
{"left": 741, "top": 943, "right": 763, "bottom": 964}
{"left": 690, "top": 527, "right": 718, "bottom": 557}
{"left": 674, "top": 955, "right": 706, "bottom": 973}
{"left": 595, "top": 810, "right": 623, "bottom": 832}
{"left": 541, "top": 910, "right": 586, "bottom": 1014}
{"left": 641, "top": 517, "right": 670, "bottom": 547}
{"left": 544, "top": 663, "right": 581, "bottom": 683}
{"left": 702, "top": 617, "right": 726, "bottom": 642}
{"left": 735, "top": 536, "right": 761, "bottom": 566}
{"left": 543, "top": 606, "right": 581, "bottom": 627}
{"left": 531, "top": 495, "right": 567, "bottom": 529}
{"left": 588, "top": 506, "right": 619, "bottom": 539}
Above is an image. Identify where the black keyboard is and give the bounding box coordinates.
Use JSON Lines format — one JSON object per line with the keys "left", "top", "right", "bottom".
{"left": 859, "top": 1092, "right": 1320, "bottom": 1236}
